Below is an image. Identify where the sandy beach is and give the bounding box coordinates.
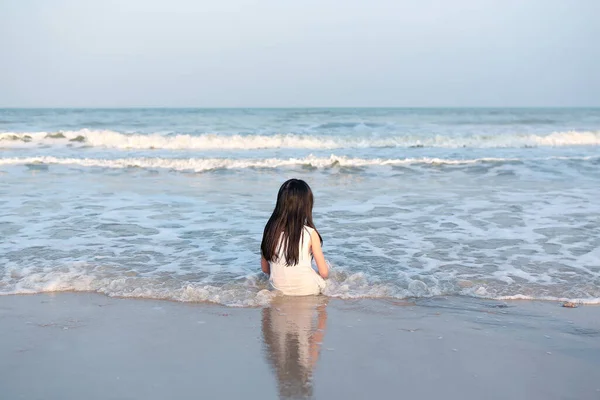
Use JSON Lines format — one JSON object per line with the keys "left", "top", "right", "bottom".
{"left": 1, "top": 293, "right": 599, "bottom": 400}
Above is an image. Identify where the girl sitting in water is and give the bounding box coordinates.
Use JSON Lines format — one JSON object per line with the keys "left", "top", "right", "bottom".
{"left": 261, "top": 179, "right": 329, "bottom": 296}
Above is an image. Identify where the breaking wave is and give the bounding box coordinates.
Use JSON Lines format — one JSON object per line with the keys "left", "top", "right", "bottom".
{"left": 2, "top": 264, "right": 598, "bottom": 307}
{"left": 1, "top": 129, "right": 600, "bottom": 150}
{"left": 1, "top": 155, "right": 596, "bottom": 172}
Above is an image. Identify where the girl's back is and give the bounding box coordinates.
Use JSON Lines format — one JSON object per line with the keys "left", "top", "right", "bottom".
{"left": 269, "top": 226, "right": 326, "bottom": 296}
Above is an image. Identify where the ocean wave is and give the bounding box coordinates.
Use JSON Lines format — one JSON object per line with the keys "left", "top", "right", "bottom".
{"left": 0, "top": 155, "right": 596, "bottom": 172}
{"left": 1, "top": 129, "right": 600, "bottom": 150}
{"left": 2, "top": 264, "right": 598, "bottom": 307}
{"left": 0, "top": 264, "right": 275, "bottom": 307}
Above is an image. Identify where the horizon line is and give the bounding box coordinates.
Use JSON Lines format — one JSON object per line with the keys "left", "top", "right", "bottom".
{"left": 1, "top": 106, "right": 599, "bottom": 110}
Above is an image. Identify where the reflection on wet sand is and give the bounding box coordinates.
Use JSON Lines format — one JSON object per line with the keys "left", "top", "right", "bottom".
{"left": 262, "top": 295, "right": 329, "bottom": 399}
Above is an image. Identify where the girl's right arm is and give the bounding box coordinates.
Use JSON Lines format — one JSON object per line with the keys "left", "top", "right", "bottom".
{"left": 261, "top": 256, "right": 270, "bottom": 275}
{"left": 310, "top": 230, "right": 329, "bottom": 279}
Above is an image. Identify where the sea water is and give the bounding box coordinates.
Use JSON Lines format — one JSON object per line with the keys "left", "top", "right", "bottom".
{"left": 1, "top": 108, "right": 599, "bottom": 306}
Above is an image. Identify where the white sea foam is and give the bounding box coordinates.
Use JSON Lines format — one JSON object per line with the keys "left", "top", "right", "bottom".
{"left": 0, "top": 264, "right": 275, "bottom": 307}
{"left": 491, "top": 294, "right": 600, "bottom": 305}
{"left": 1, "top": 155, "right": 596, "bottom": 172}
{"left": 2, "top": 264, "right": 598, "bottom": 307}
{"left": 0, "top": 155, "right": 510, "bottom": 171}
{"left": 1, "top": 129, "right": 600, "bottom": 149}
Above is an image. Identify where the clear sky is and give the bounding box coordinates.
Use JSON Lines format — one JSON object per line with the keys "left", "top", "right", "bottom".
{"left": 1, "top": 0, "right": 598, "bottom": 107}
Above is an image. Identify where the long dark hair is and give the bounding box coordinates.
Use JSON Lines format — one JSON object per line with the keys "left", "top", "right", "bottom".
{"left": 261, "top": 179, "right": 322, "bottom": 266}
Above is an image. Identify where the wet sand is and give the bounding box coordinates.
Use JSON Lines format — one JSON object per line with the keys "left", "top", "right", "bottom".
{"left": 1, "top": 293, "right": 599, "bottom": 400}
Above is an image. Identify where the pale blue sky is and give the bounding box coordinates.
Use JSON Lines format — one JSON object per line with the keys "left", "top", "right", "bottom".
{"left": 1, "top": 0, "right": 598, "bottom": 107}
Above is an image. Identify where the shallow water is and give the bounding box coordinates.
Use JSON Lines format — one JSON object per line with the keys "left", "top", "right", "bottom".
{"left": 1, "top": 108, "right": 599, "bottom": 306}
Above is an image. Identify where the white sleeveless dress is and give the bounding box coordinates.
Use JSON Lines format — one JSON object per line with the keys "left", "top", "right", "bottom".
{"left": 269, "top": 226, "right": 327, "bottom": 296}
